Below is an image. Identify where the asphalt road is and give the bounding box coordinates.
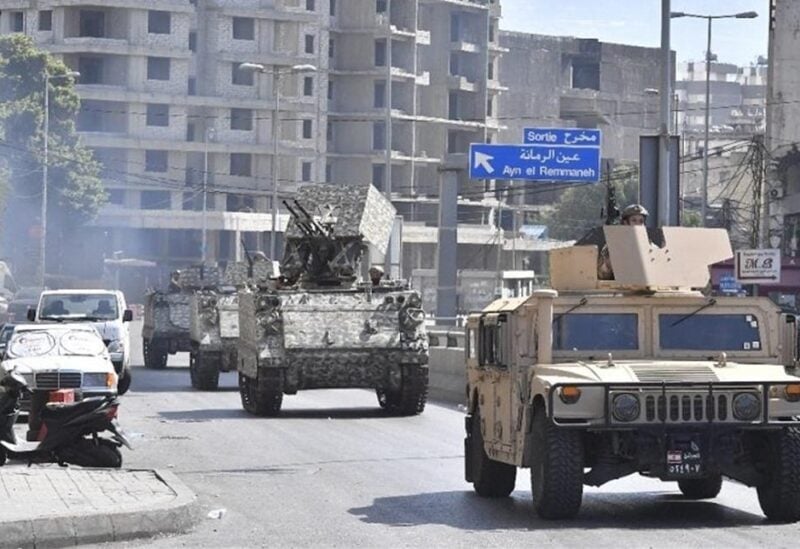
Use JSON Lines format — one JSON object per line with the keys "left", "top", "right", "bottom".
{"left": 82, "top": 361, "right": 799, "bottom": 549}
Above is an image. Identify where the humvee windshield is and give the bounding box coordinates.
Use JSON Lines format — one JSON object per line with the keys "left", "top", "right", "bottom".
{"left": 659, "top": 313, "right": 762, "bottom": 351}
{"left": 553, "top": 313, "right": 638, "bottom": 351}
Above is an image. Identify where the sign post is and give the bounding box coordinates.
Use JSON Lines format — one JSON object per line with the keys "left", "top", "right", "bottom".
{"left": 469, "top": 128, "right": 602, "bottom": 183}
{"left": 734, "top": 249, "right": 781, "bottom": 284}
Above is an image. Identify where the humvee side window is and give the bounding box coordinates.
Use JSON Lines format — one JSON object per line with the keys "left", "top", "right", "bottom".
{"left": 478, "top": 315, "right": 508, "bottom": 367}
{"left": 479, "top": 322, "right": 495, "bottom": 365}
{"left": 659, "top": 314, "right": 762, "bottom": 351}
{"left": 553, "top": 313, "right": 638, "bottom": 351}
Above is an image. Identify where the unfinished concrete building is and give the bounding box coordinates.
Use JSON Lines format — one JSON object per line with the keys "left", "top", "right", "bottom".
{"left": 497, "top": 31, "right": 666, "bottom": 210}
{"left": 2, "top": 0, "right": 327, "bottom": 283}
{"left": 1, "top": 0, "right": 513, "bottom": 285}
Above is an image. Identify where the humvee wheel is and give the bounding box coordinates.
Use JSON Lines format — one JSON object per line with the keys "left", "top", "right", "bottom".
{"left": 678, "top": 475, "right": 722, "bottom": 500}
{"left": 143, "top": 339, "right": 168, "bottom": 370}
{"left": 466, "top": 409, "right": 516, "bottom": 497}
{"left": 190, "top": 351, "right": 220, "bottom": 391}
{"left": 757, "top": 427, "right": 800, "bottom": 522}
{"left": 530, "top": 404, "right": 583, "bottom": 519}
{"left": 378, "top": 365, "right": 429, "bottom": 416}
{"left": 239, "top": 372, "right": 283, "bottom": 416}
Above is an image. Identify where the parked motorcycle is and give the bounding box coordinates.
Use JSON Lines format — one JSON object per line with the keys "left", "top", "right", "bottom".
{"left": 0, "top": 368, "right": 130, "bottom": 467}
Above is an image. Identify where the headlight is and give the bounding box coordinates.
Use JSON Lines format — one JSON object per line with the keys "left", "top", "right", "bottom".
{"left": 612, "top": 393, "right": 640, "bottom": 422}
{"left": 733, "top": 392, "right": 761, "bottom": 421}
{"left": 107, "top": 340, "right": 124, "bottom": 353}
{"left": 83, "top": 373, "right": 109, "bottom": 388}
{"left": 784, "top": 384, "right": 800, "bottom": 402}
{"left": 558, "top": 386, "right": 582, "bottom": 404}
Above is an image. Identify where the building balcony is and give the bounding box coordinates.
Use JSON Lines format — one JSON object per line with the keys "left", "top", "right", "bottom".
{"left": 487, "top": 79, "right": 508, "bottom": 93}
{"left": 450, "top": 40, "right": 480, "bottom": 54}
{"left": 93, "top": 207, "right": 290, "bottom": 233}
{"left": 448, "top": 75, "right": 478, "bottom": 93}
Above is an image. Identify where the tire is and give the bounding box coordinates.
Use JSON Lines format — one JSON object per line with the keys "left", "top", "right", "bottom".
{"left": 678, "top": 475, "right": 722, "bottom": 500}
{"left": 117, "top": 369, "right": 132, "bottom": 396}
{"left": 466, "top": 408, "right": 517, "bottom": 497}
{"left": 380, "top": 365, "right": 429, "bottom": 416}
{"left": 0, "top": 446, "right": 6, "bottom": 467}
{"left": 60, "top": 439, "right": 122, "bottom": 468}
{"left": 530, "top": 403, "right": 584, "bottom": 520}
{"left": 190, "top": 351, "right": 220, "bottom": 391}
{"left": 239, "top": 371, "right": 283, "bottom": 416}
{"left": 143, "top": 339, "right": 168, "bottom": 370}
{"left": 757, "top": 427, "right": 800, "bottom": 522}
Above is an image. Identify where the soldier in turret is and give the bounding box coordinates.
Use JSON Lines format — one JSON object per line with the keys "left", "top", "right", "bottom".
{"left": 598, "top": 204, "right": 649, "bottom": 279}
{"left": 369, "top": 265, "right": 384, "bottom": 286}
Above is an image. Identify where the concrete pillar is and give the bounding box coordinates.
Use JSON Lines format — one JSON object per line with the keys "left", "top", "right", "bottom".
{"left": 436, "top": 156, "right": 462, "bottom": 326}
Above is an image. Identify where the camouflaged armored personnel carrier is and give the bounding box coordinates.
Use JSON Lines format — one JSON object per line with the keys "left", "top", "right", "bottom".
{"left": 187, "top": 260, "right": 275, "bottom": 390}
{"left": 465, "top": 226, "right": 800, "bottom": 522}
{"left": 237, "top": 184, "right": 429, "bottom": 416}
{"left": 142, "top": 266, "right": 212, "bottom": 370}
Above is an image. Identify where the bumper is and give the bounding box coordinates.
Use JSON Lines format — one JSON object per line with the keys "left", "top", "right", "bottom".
{"left": 548, "top": 381, "right": 800, "bottom": 428}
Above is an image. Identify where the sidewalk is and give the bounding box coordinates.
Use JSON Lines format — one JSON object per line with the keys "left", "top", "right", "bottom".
{"left": 0, "top": 465, "right": 197, "bottom": 548}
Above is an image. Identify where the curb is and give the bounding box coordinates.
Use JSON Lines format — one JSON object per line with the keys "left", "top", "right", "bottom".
{"left": 0, "top": 469, "right": 198, "bottom": 549}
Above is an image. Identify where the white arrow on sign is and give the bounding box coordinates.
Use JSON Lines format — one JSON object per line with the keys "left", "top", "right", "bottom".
{"left": 474, "top": 151, "right": 494, "bottom": 174}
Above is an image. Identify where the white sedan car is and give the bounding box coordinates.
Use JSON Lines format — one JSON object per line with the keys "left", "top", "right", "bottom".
{"left": 0, "top": 323, "right": 118, "bottom": 398}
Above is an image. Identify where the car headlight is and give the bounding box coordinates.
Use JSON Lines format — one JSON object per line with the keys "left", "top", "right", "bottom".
{"left": 612, "top": 393, "right": 640, "bottom": 422}
{"left": 733, "top": 392, "right": 761, "bottom": 421}
{"left": 83, "top": 373, "right": 110, "bottom": 388}
{"left": 107, "top": 340, "right": 124, "bottom": 353}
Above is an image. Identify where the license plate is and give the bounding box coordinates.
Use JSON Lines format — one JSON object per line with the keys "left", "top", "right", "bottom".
{"left": 666, "top": 446, "right": 702, "bottom": 476}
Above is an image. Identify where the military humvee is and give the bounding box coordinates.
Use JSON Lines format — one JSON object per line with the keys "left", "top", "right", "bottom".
{"left": 464, "top": 226, "right": 800, "bottom": 521}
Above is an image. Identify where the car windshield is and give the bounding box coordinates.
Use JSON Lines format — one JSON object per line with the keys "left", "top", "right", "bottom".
{"left": 659, "top": 313, "right": 762, "bottom": 351}
{"left": 39, "top": 294, "right": 118, "bottom": 321}
{"left": 553, "top": 313, "right": 639, "bottom": 351}
{"left": 7, "top": 329, "right": 106, "bottom": 358}
{"left": 0, "top": 325, "right": 15, "bottom": 344}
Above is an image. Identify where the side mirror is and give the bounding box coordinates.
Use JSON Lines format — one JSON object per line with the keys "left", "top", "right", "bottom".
{"left": 123, "top": 309, "right": 133, "bottom": 322}
{"left": 26, "top": 308, "right": 35, "bottom": 322}
{"left": 781, "top": 314, "right": 798, "bottom": 368}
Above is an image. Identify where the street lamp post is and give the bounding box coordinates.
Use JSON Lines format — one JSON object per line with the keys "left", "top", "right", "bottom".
{"left": 238, "top": 62, "right": 317, "bottom": 262}
{"left": 40, "top": 70, "right": 80, "bottom": 287}
{"left": 202, "top": 127, "right": 215, "bottom": 263}
{"left": 670, "top": 10, "right": 758, "bottom": 227}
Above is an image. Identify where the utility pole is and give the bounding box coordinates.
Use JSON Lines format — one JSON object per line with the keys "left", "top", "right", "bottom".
{"left": 202, "top": 127, "right": 215, "bottom": 263}
{"left": 40, "top": 71, "right": 79, "bottom": 287}
{"left": 657, "top": 0, "right": 671, "bottom": 227}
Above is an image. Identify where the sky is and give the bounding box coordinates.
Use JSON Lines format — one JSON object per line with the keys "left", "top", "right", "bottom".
{"left": 500, "top": 0, "right": 768, "bottom": 66}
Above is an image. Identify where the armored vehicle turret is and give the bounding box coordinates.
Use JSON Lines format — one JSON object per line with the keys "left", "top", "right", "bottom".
{"left": 465, "top": 226, "right": 800, "bottom": 522}
{"left": 237, "top": 184, "right": 429, "bottom": 416}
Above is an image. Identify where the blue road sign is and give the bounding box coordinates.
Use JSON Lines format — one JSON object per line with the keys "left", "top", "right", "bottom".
{"left": 523, "top": 127, "right": 601, "bottom": 147}
{"left": 718, "top": 274, "right": 742, "bottom": 293}
{"left": 469, "top": 143, "right": 601, "bottom": 182}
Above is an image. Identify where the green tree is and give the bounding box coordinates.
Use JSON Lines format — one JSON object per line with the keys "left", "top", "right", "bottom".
{"left": 0, "top": 34, "right": 106, "bottom": 280}
{"left": 543, "top": 165, "right": 640, "bottom": 241}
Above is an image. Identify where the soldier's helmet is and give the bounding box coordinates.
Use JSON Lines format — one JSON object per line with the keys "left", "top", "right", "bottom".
{"left": 369, "top": 265, "right": 384, "bottom": 275}
{"left": 621, "top": 204, "right": 649, "bottom": 221}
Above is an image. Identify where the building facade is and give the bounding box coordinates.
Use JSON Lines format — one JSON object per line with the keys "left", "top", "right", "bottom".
{"left": 0, "top": 0, "right": 513, "bottom": 286}
{"left": 497, "top": 32, "right": 666, "bottom": 210}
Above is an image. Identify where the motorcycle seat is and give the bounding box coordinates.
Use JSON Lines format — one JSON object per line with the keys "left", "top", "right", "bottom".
{"left": 40, "top": 397, "right": 109, "bottom": 421}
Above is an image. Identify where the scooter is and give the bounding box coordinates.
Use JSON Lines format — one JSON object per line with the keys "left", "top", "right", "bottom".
{"left": 0, "top": 368, "right": 131, "bottom": 467}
